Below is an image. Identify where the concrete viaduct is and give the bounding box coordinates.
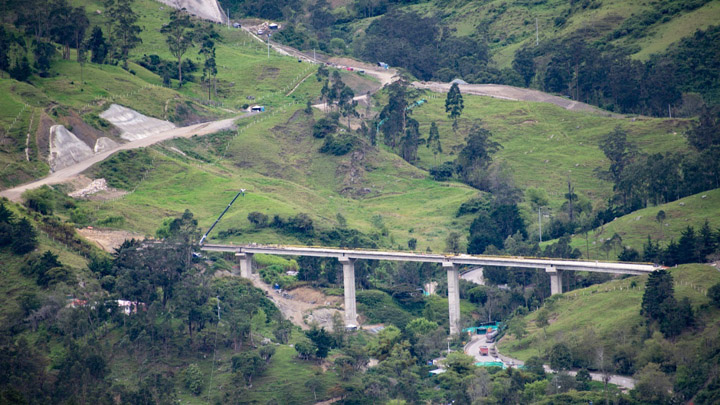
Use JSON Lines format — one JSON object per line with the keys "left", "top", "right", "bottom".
{"left": 200, "top": 244, "right": 659, "bottom": 334}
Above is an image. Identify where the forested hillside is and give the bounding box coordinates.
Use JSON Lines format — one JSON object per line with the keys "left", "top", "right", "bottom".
{"left": 2, "top": 0, "right": 720, "bottom": 403}
{"left": 245, "top": 0, "right": 720, "bottom": 115}
{"left": 499, "top": 264, "right": 720, "bottom": 403}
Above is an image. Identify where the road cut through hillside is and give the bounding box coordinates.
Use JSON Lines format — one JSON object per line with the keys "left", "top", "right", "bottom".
{"left": 0, "top": 114, "right": 251, "bottom": 202}
{"left": 465, "top": 334, "right": 636, "bottom": 390}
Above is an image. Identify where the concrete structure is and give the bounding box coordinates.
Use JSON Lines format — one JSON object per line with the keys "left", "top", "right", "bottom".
{"left": 340, "top": 258, "right": 357, "bottom": 326}
{"left": 546, "top": 266, "right": 562, "bottom": 295}
{"left": 203, "top": 244, "right": 659, "bottom": 333}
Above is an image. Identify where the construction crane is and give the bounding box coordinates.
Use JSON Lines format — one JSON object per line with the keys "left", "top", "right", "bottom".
{"left": 199, "top": 189, "right": 245, "bottom": 245}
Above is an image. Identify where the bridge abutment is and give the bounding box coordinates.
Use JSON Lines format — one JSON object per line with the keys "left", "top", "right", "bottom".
{"left": 340, "top": 257, "right": 357, "bottom": 326}
{"left": 546, "top": 265, "right": 562, "bottom": 295}
{"left": 445, "top": 262, "right": 461, "bottom": 335}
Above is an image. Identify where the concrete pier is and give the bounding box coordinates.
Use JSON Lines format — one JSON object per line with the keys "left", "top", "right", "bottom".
{"left": 445, "top": 262, "right": 461, "bottom": 335}
{"left": 340, "top": 257, "right": 357, "bottom": 326}
{"left": 202, "top": 243, "right": 660, "bottom": 335}
{"left": 546, "top": 265, "right": 562, "bottom": 295}
{"left": 236, "top": 252, "right": 254, "bottom": 278}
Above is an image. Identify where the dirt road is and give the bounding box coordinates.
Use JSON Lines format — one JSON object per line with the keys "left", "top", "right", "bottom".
{"left": 0, "top": 114, "right": 251, "bottom": 202}
{"left": 246, "top": 273, "right": 342, "bottom": 331}
{"left": 414, "top": 82, "right": 617, "bottom": 115}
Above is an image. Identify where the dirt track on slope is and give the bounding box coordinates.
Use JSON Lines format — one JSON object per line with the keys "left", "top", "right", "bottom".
{"left": 246, "top": 273, "right": 342, "bottom": 330}
{"left": 0, "top": 114, "right": 250, "bottom": 202}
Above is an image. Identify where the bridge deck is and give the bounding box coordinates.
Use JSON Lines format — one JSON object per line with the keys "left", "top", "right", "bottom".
{"left": 200, "top": 244, "right": 659, "bottom": 275}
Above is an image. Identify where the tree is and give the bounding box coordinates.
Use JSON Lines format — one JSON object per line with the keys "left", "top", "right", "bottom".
{"left": 70, "top": 7, "right": 89, "bottom": 62}
{"left": 656, "top": 210, "right": 666, "bottom": 238}
{"left": 32, "top": 40, "right": 55, "bottom": 77}
{"left": 400, "top": 117, "right": 420, "bottom": 162}
{"left": 12, "top": 218, "right": 37, "bottom": 255}
{"left": 445, "top": 82, "right": 464, "bottom": 132}
{"left": 426, "top": 121, "right": 442, "bottom": 164}
{"left": 161, "top": 10, "right": 195, "bottom": 87}
{"left": 708, "top": 283, "right": 720, "bottom": 307}
{"left": 87, "top": 27, "right": 108, "bottom": 64}
{"left": 379, "top": 79, "right": 410, "bottom": 149}
{"left": 306, "top": 327, "right": 334, "bottom": 359}
{"left": 105, "top": 0, "right": 142, "bottom": 69}
{"left": 183, "top": 364, "right": 203, "bottom": 395}
{"left": 197, "top": 24, "right": 219, "bottom": 99}
{"left": 294, "top": 340, "right": 316, "bottom": 360}
{"left": 445, "top": 232, "right": 462, "bottom": 253}
{"left": 549, "top": 342, "right": 572, "bottom": 371}
{"left": 9, "top": 55, "right": 31, "bottom": 82}
{"left": 49, "top": 0, "right": 74, "bottom": 60}
{"left": 508, "top": 317, "right": 527, "bottom": 339}
{"left": 686, "top": 106, "right": 720, "bottom": 151}
{"left": 535, "top": 308, "right": 549, "bottom": 331}
{"left": 677, "top": 226, "right": 700, "bottom": 264}
{"left": 513, "top": 46, "right": 535, "bottom": 86}
{"left": 247, "top": 212, "right": 269, "bottom": 228}
{"left": 633, "top": 363, "right": 672, "bottom": 404}
{"left": 456, "top": 123, "right": 500, "bottom": 189}
{"left": 642, "top": 269, "right": 674, "bottom": 322}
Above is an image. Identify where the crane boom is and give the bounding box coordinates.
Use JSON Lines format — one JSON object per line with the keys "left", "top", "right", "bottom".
{"left": 199, "top": 190, "right": 244, "bottom": 245}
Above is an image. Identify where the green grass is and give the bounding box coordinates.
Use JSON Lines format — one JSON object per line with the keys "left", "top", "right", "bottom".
{"left": 498, "top": 263, "right": 720, "bottom": 362}
{"left": 410, "top": 91, "right": 690, "bottom": 210}
{"left": 78, "top": 104, "right": 477, "bottom": 252}
{"left": 631, "top": 1, "right": 720, "bottom": 60}
{"left": 555, "top": 188, "right": 720, "bottom": 259}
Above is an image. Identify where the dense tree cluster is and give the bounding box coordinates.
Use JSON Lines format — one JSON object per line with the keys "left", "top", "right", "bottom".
{"left": 595, "top": 116, "right": 720, "bottom": 218}
{"left": 0, "top": 202, "right": 38, "bottom": 255}
{"left": 511, "top": 25, "right": 720, "bottom": 115}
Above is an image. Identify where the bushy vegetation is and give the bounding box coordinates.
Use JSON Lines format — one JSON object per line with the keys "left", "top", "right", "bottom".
{"left": 500, "top": 264, "right": 720, "bottom": 403}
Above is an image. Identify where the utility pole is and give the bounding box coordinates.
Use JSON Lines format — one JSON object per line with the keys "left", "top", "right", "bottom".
{"left": 267, "top": 34, "right": 270, "bottom": 59}
{"left": 227, "top": 9, "right": 230, "bottom": 30}
{"left": 536, "top": 18, "right": 539, "bottom": 46}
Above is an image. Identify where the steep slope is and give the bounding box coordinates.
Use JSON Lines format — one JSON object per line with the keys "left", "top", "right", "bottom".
{"left": 498, "top": 263, "right": 720, "bottom": 401}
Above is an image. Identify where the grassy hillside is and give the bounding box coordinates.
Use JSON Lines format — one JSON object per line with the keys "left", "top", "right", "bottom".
{"left": 0, "top": 0, "right": 322, "bottom": 189}
{"left": 406, "top": 90, "right": 689, "bottom": 207}
{"left": 74, "top": 105, "right": 476, "bottom": 252}
{"left": 350, "top": 0, "right": 720, "bottom": 68}
{"left": 497, "top": 264, "right": 720, "bottom": 403}
{"left": 499, "top": 264, "right": 720, "bottom": 362}
{"left": 547, "top": 188, "right": 720, "bottom": 259}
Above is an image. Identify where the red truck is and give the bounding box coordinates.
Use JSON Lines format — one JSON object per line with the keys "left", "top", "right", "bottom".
{"left": 480, "top": 346, "right": 489, "bottom": 355}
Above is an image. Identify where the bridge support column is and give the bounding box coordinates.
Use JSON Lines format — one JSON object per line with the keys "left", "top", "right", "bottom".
{"left": 445, "top": 262, "right": 461, "bottom": 335}
{"left": 236, "top": 252, "right": 254, "bottom": 278}
{"left": 340, "top": 257, "right": 357, "bottom": 326}
{"left": 546, "top": 266, "right": 562, "bottom": 295}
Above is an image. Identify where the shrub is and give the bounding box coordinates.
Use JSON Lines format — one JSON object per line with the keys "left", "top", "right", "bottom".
{"left": 429, "top": 162, "right": 456, "bottom": 181}
{"left": 183, "top": 364, "right": 203, "bottom": 395}
{"left": 319, "top": 133, "right": 356, "bottom": 155}
{"left": 312, "top": 117, "right": 338, "bottom": 138}
{"left": 248, "top": 211, "right": 269, "bottom": 228}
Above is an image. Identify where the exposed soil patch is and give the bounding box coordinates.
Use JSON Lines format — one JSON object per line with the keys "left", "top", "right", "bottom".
{"left": 247, "top": 273, "right": 343, "bottom": 330}
{"left": 77, "top": 227, "right": 144, "bottom": 252}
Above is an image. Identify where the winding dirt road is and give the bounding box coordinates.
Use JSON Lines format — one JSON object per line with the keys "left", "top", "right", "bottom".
{"left": 0, "top": 114, "right": 251, "bottom": 202}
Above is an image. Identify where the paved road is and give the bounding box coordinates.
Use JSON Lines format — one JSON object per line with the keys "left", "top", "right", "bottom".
{"left": 464, "top": 334, "right": 636, "bottom": 389}
{"left": 0, "top": 114, "right": 252, "bottom": 202}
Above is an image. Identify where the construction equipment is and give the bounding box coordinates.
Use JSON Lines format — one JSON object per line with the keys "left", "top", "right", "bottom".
{"left": 199, "top": 189, "right": 245, "bottom": 245}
